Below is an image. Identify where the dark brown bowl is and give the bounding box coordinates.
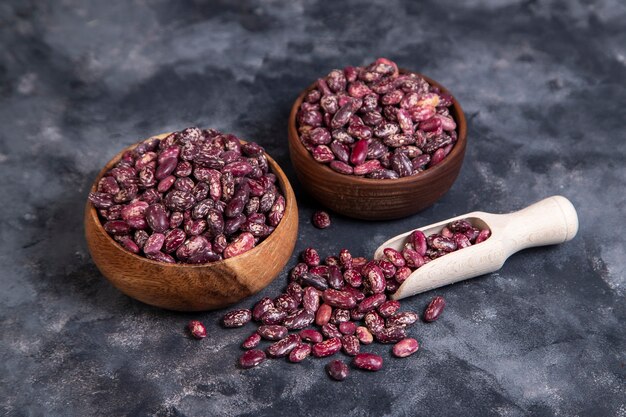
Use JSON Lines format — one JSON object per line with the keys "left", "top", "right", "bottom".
{"left": 84, "top": 133, "right": 299, "bottom": 311}
{"left": 288, "top": 70, "right": 467, "bottom": 220}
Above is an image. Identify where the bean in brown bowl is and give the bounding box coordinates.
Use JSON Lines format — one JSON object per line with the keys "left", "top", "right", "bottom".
{"left": 84, "top": 128, "right": 298, "bottom": 311}
{"left": 288, "top": 58, "right": 467, "bottom": 220}
{"left": 295, "top": 58, "right": 458, "bottom": 179}
{"left": 88, "top": 127, "right": 286, "bottom": 264}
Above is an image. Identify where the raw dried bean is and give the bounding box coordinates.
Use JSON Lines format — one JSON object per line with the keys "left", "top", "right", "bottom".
{"left": 89, "top": 192, "right": 114, "bottom": 209}
{"left": 353, "top": 353, "right": 383, "bottom": 371}
{"left": 134, "top": 230, "right": 149, "bottom": 248}
{"left": 353, "top": 159, "right": 382, "bottom": 175}
{"left": 239, "top": 349, "right": 266, "bottom": 369}
{"left": 309, "top": 265, "right": 329, "bottom": 277}
{"left": 339, "top": 249, "right": 353, "bottom": 269}
{"left": 449, "top": 219, "right": 472, "bottom": 232}
{"left": 394, "top": 266, "right": 412, "bottom": 283}
{"left": 321, "top": 323, "right": 343, "bottom": 339}
{"left": 390, "top": 152, "right": 413, "bottom": 177}
{"left": 330, "top": 308, "right": 350, "bottom": 324}
{"left": 223, "top": 309, "right": 252, "bottom": 328}
{"left": 429, "top": 147, "right": 446, "bottom": 167}
{"left": 266, "top": 334, "right": 301, "bottom": 358}
{"left": 331, "top": 102, "right": 355, "bottom": 129}
{"left": 257, "top": 325, "right": 288, "bottom": 341}
{"left": 366, "top": 169, "right": 399, "bottom": 179}
{"left": 385, "top": 279, "right": 400, "bottom": 293}
{"left": 326, "top": 360, "right": 349, "bottom": 381}
{"left": 144, "top": 203, "right": 169, "bottom": 233}
{"left": 143, "top": 233, "right": 165, "bottom": 254}
{"left": 402, "top": 247, "right": 425, "bottom": 269}
{"left": 288, "top": 343, "right": 312, "bottom": 363}
{"left": 104, "top": 220, "right": 131, "bottom": 236}
{"left": 350, "top": 308, "right": 365, "bottom": 321}
{"left": 315, "top": 304, "right": 332, "bottom": 326}
{"left": 342, "top": 286, "right": 365, "bottom": 302}
{"left": 423, "top": 296, "right": 446, "bottom": 322}
{"left": 327, "top": 265, "right": 344, "bottom": 290}
{"left": 409, "top": 230, "right": 427, "bottom": 256}
{"left": 302, "top": 248, "right": 321, "bottom": 266}
{"left": 475, "top": 229, "right": 491, "bottom": 244}
{"left": 188, "top": 320, "right": 207, "bottom": 339}
{"left": 286, "top": 282, "right": 304, "bottom": 303}
{"left": 252, "top": 297, "right": 274, "bottom": 321}
{"left": 341, "top": 335, "right": 360, "bottom": 356}
{"left": 363, "top": 262, "right": 386, "bottom": 294}
{"left": 378, "top": 300, "right": 401, "bottom": 318}
{"left": 375, "top": 326, "right": 407, "bottom": 344}
{"left": 383, "top": 248, "right": 406, "bottom": 267}
{"left": 330, "top": 141, "right": 350, "bottom": 163}
{"left": 428, "top": 235, "right": 457, "bottom": 252}
{"left": 358, "top": 293, "right": 387, "bottom": 313}
{"left": 393, "top": 338, "right": 419, "bottom": 357}
{"left": 311, "top": 211, "right": 331, "bottom": 230}
{"left": 299, "top": 273, "right": 328, "bottom": 291}
{"left": 329, "top": 160, "right": 354, "bottom": 175}
{"left": 364, "top": 311, "right": 385, "bottom": 334}
{"left": 377, "top": 260, "right": 396, "bottom": 278}
{"left": 145, "top": 251, "right": 175, "bottom": 263}
{"left": 302, "top": 287, "right": 321, "bottom": 312}
{"left": 312, "top": 145, "right": 335, "bottom": 163}
{"left": 223, "top": 232, "right": 255, "bottom": 259}
{"left": 290, "top": 263, "right": 309, "bottom": 282}
{"left": 312, "top": 338, "right": 342, "bottom": 358}
{"left": 283, "top": 309, "right": 315, "bottom": 330}
{"left": 299, "top": 329, "right": 323, "bottom": 343}
{"left": 355, "top": 326, "right": 374, "bottom": 345}
{"left": 322, "top": 289, "right": 357, "bottom": 309}
{"left": 261, "top": 308, "right": 287, "bottom": 325}
{"left": 339, "top": 321, "right": 356, "bottom": 335}
{"left": 115, "top": 235, "right": 140, "bottom": 253}
{"left": 343, "top": 269, "right": 362, "bottom": 288}
{"left": 454, "top": 232, "right": 471, "bottom": 249}
{"left": 387, "top": 312, "right": 419, "bottom": 327}
{"left": 350, "top": 139, "right": 368, "bottom": 166}
{"left": 274, "top": 294, "right": 299, "bottom": 313}
{"left": 242, "top": 333, "right": 261, "bottom": 349}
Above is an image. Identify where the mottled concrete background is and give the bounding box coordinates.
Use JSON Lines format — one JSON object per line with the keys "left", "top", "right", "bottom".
{"left": 0, "top": 0, "right": 625, "bottom": 416}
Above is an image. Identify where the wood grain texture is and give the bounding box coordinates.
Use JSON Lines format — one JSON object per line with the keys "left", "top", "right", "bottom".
{"left": 287, "top": 70, "right": 468, "bottom": 220}
{"left": 84, "top": 135, "right": 298, "bottom": 311}
{"left": 372, "top": 196, "right": 579, "bottom": 300}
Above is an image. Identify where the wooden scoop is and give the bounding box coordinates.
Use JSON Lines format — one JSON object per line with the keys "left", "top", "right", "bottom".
{"left": 373, "top": 196, "right": 579, "bottom": 300}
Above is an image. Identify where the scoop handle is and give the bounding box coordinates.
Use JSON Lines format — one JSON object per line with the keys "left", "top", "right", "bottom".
{"left": 498, "top": 195, "right": 578, "bottom": 255}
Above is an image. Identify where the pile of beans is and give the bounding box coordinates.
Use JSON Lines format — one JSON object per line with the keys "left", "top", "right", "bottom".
{"left": 221, "top": 246, "right": 428, "bottom": 379}
{"left": 194, "top": 219, "right": 489, "bottom": 380}
{"left": 296, "top": 58, "right": 458, "bottom": 179}
{"left": 88, "top": 127, "right": 285, "bottom": 264}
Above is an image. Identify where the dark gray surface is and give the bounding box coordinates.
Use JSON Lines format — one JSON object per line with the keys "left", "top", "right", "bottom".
{"left": 1, "top": 1, "right": 625, "bottom": 416}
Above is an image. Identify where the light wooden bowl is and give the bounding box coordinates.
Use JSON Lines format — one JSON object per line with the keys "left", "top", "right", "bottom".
{"left": 84, "top": 134, "right": 298, "bottom": 311}
{"left": 288, "top": 70, "right": 467, "bottom": 220}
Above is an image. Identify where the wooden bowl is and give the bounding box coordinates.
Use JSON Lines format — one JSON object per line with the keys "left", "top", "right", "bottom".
{"left": 288, "top": 70, "right": 467, "bottom": 220}
{"left": 84, "top": 134, "right": 298, "bottom": 311}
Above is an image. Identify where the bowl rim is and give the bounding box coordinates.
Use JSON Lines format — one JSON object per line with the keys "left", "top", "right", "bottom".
{"left": 86, "top": 133, "right": 297, "bottom": 269}
{"left": 288, "top": 69, "right": 467, "bottom": 185}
